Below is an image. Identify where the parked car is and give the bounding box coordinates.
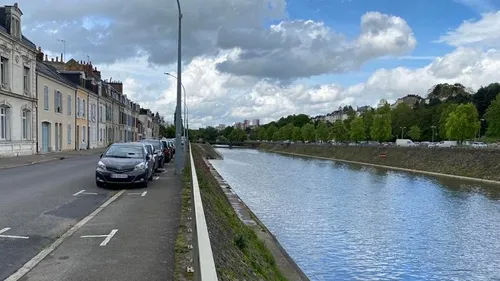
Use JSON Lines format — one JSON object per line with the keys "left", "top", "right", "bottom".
{"left": 160, "top": 139, "right": 172, "bottom": 163}
{"left": 96, "top": 142, "right": 154, "bottom": 188}
{"left": 142, "top": 143, "right": 157, "bottom": 171}
{"left": 141, "top": 138, "right": 164, "bottom": 170}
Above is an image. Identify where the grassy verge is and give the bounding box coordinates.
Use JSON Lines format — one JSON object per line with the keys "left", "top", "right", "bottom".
{"left": 173, "top": 164, "right": 194, "bottom": 281}
{"left": 192, "top": 144, "right": 287, "bottom": 281}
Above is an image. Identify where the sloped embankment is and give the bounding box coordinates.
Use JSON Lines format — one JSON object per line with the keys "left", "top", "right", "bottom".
{"left": 187, "top": 144, "right": 289, "bottom": 281}
{"left": 258, "top": 143, "right": 500, "bottom": 182}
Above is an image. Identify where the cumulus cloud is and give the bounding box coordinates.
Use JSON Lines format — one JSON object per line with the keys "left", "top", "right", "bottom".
{"left": 216, "top": 12, "right": 416, "bottom": 80}
{"left": 18, "top": 1, "right": 500, "bottom": 128}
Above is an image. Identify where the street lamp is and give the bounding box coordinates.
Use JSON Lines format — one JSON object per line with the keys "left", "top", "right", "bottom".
{"left": 478, "top": 118, "right": 485, "bottom": 139}
{"left": 165, "top": 72, "right": 188, "bottom": 150}
{"left": 174, "top": 0, "right": 183, "bottom": 174}
{"left": 431, "top": 126, "right": 436, "bottom": 143}
{"left": 400, "top": 127, "right": 406, "bottom": 139}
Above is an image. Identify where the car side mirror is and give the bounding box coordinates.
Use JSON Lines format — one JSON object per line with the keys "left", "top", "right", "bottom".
{"left": 100, "top": 154, "right": 103, "bottom": 158}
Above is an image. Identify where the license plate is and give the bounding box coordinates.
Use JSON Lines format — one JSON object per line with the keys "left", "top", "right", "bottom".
{"left": 111, "top": 174, "right": 128, "bottom": 179}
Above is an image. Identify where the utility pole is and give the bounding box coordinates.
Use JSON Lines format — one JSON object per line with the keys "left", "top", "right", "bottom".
{"left": 431, "top": 126, "right": 436, "bottom": 143}
{"left": 174, "top": 0, "right": 183, "bottom": 174}
{"left": 400, "top": 127, "right": 406, "bottom": 139}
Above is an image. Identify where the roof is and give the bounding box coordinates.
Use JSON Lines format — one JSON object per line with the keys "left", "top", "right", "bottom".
{"left": 36, "top": 61, "right": 77, "bottom": 89}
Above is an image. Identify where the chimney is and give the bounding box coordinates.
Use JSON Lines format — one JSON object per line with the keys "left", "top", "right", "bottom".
{"left": 36, "top": 46, "right": 44, "bottom": 62}
{"left": 45, "top": 54, "right": 48, "bottom": 61}
{"left": 60, "top": 53, "right": 63, "bottom": 62}
{"left": 51, "top": 58, "right": 54, "bottom": 62}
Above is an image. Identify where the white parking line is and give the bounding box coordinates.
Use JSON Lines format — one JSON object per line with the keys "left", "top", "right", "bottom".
{"left": 141, "top": 191, "right": 147, "bottom": 197}
{"left": 0, "top": 227, "right": 29, "bottom": 239}
{"left": 5, "top": 190, "right": 126, "bottom": 281}
{"left": 154, "top": 176, "right": 160, "bottom": 180}
{"left": 81, "top": 229, "right": 118, "bottom": 246}
{"left": 73, "top": 190, "right": 85, "bottom": 196}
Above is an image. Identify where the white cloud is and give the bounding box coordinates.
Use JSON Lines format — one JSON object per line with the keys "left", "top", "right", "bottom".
{"left": 20, "top": 1, "right": 500, "bottom": 128}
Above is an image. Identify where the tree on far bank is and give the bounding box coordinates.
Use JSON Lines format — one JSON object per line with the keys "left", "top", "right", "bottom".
{"left": 292, "top": 126, "right": 302, "bottom": 141}
{"left": 350, "top": 116, "right": 365, "bottom": 142}
{"left": 485, "top": 94, "right": 500, "bottom": 138}
{"left": 258, "top": 127, "right": 267, "bottom": 140}
{"left": 330, "top": 120, "right": 349, "bottom": 142}
{"left": 267, "top": 124, "right": 278, "bottom": 140}
{"left": 229, "top": 128, "right": 247, "bottom": 142}
{"left": 315, "top": 122, "right": 329, "bottom": 141}
{"left": 301, "top": 124, "right": 316, "bottom": 142}
{"left": 370, "top": 114, "right": 392, "bottom": 142}
{"left": 439, "top": 103, "right": 458, "bottom": 140}
{"left": 407, "top": 125, "right": 421, "bottom": 141}
{"left": 445, "top": 103, "right": 480, "bottom": 142}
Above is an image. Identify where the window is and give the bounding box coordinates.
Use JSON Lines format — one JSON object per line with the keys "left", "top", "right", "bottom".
{"left": 82, "top": 99, "right": 86, "bottom": 117}
{"left": 67, "top": 124, "right": 71, "bottom": 144}
{"left": 23, "top": 67, "right": 30, "bottom": 94}
{"left": 22, "top": 110, "right": 29, "bottom": 140}
{"left": 54, "top": 90, "right": 62, "bottom": 113}
{"left": 1, "top": 57, "right": 8, "bottom": 87}
{"left": 67, "top": 95, "right": 71, "bottom": 115}
{"left": 0, "top": 106, "right": 8, "bottom": 140}
{"left": 43, "top": 86, "right": 49, "bottom": 111}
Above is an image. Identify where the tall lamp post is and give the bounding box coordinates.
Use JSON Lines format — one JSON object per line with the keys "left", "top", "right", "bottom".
{"left": 431, "top": 126, "right": 436, "bottom": 143}
{"left": 165, "top": 72, "right": 188, "bottom": 150}
{"left": 400, "top": 127, "right": 406, "bottom": 139}
{"left": 174, "top": 0, "right": 183, "bottom": 174}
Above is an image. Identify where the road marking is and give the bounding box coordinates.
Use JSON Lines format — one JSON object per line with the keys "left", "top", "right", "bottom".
{"left": 128, "top": 191, "right": 147, "bottom": 196}
{"left": 154, "top": 176, "right": 160, "bottom": 180}
{"left": 4, "top": 190, "right": 125, "bottom": 281}
{"left": 81, "top": 229, "right": 118, "bottom": 246}
{"left": 73, "top": 190, "right": 85, "bottom": 196}
{"left": 141, "top": 191, "right": 147, "bottom": 197}
{"left": 0, "top": 227, "right": 29, "bottom": 239}
{"left": 83, "top": 192, "right": 98, "bottom": 195}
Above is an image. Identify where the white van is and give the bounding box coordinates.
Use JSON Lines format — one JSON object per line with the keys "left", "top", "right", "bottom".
{"left": 396, "top": 139, "right": 416, "bottom": 147}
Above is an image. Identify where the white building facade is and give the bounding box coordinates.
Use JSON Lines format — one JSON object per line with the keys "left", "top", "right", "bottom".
{"left": 36, "top": 60, "right": 76, "bottom": 153}
{"left": 87, "top": 89, "right": 98, "bottom": 149}
{"left": 0, "top": 3, "right": 37, "bottom": 157}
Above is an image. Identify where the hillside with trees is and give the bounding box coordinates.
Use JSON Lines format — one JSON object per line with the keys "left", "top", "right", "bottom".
{"left": 190, "top": 82, "right": 500, "bottom": 144}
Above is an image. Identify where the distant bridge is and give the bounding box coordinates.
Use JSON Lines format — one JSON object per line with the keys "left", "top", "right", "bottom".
{"left": 209, "top": 141, "right": 260, "bottom": 149}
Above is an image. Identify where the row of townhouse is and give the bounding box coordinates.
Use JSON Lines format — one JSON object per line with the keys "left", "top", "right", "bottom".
{"left": 0, "top": 3, "right": 161, "bottom": 157}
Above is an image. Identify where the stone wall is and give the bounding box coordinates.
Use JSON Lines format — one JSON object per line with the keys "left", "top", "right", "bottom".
{"left": 258, "top": 143, "right": 500, "bottom": 182}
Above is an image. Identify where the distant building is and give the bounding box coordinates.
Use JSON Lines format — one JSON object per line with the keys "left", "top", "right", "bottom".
{"left": 216, "top": 124, "right": 225, "bottom": 131}
{"left": 252, "top": 119, "right": 260, "bottom": 127}
{"left": 391, "top": 95, "right": 423, "bottom": 109}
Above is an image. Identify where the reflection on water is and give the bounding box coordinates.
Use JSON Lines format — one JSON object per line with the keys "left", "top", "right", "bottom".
{"left": 210, "top": 148, "right": 500, "bottom": 281}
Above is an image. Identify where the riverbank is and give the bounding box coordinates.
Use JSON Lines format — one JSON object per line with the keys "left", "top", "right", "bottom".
{"left": 178, "top": 144, "right": 307, "bottom": 280}
{"left": 258, "top": 143, "right": 500, "bottom": 184}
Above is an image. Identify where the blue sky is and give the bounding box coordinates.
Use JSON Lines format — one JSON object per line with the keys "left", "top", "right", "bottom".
{"left": 289, "top": 0, "right": 498, "bottom": 86}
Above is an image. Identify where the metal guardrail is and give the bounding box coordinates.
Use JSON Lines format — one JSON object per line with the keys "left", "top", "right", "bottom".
{"left": 189, "top": 143, "right": 219, "bottom": 281}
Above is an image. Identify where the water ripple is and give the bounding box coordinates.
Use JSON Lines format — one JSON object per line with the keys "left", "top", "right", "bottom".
{"left": 210, "top": 149, "right": 500, "bottom": 281}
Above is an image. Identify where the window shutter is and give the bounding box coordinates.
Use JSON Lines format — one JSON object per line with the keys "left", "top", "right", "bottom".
{"left": 54, "top": 90, "right": 58, "bottom": 112}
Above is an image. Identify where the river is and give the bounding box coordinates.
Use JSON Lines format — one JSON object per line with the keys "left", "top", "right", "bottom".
{"left": 209, "top": 148, "right": 500, "bottom": 281}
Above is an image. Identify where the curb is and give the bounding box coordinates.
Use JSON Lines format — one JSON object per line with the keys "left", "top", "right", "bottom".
{"left": 0, "top": 150, "right": 105, "bottom": 170}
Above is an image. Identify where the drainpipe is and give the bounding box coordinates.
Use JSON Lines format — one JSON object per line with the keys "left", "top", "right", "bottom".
{"left": 97, "top": 93, "right": 100, "bottom": 148}
{"left": 74, "top": 88, "right": 77, "bottom": 151}
{"left": 35, "top": 71, "right": 39, "bottom": 154}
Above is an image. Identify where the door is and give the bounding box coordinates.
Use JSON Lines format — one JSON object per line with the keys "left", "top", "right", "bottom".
{"left": 54, "top": 123, "right": 59, "bottom": 151}
{"left": 41, "top": 122, "right": 49, "bottom": 153}
{"left": 76, "top": 125, "right": 80, "bottom": 150}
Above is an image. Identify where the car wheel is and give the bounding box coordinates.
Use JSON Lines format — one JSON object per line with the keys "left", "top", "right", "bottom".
{"left": 143, "top": 179, "right": 149, "bottom": 188}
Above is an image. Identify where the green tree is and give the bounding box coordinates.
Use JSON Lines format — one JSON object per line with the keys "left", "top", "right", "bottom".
{"left": 370, "top": 114, "right": 392, "bottom": 142}
{"left": 272, "top": 131, "right": 280, "bottom": 141}
{"left": 350, "top": 116, "right": 365, "bottom": 142}
{"left": 407, "top": 125, "right": 421, "bottom": 141}
{"left": 315, "top": 122, "right": 329, "bottom": 141}
{"left": 439, "top": 103, "right": 458, "bottom": 139}
{"left": 292, "top": 126, "right": 302, "bottom": 141}
{"left": 484, "top": 94, "right": 500, "bottom": 138}
{"left": 278, "top": 123, "right": 294, "bottom": 140}
{"left": 222, "top": 126, "right": 234, "bottom": 139}
{"left": 228, "top": 128, "right": 247, "bottom": 142}
{"left": 249, "top": 128, "right": 258, "bottom": 140}
{"left": 391, "top": 103, "right": 414, "bottom": 137}
{"left": 445, "top": 103, "right": 480, "bottom": 142}
{"left": 266, "top": 124, "right": 278, "bottom": 140}
{"left": 360, "top": 109, "right": 375, "bottom": 140}
{"left": 330, "top": 120, "right": 349, "bottom": 142}
{"left": 300, "top": 124, "right": 316, "bottom": 142}
{"left": 258, "top": 127, "right": 267, "bottom": 140}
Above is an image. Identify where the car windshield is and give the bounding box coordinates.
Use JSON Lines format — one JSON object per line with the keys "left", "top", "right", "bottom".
{"left": 104, "top": 145, "right": 144, "bottom": 158}
{"left": 142, "top": 140, "right": 160, "bottom": 150}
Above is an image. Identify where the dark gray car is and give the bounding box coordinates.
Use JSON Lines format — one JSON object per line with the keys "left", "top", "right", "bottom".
{"left": 141, "top": 139, "right": 164, "bottom": 170}
{"left": 96, "top": 143, "right": 153, "bottom": 188}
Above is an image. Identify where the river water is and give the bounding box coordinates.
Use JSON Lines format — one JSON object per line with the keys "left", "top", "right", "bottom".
{"left": 209, "top": 148, "right": 500, "bottom": 281}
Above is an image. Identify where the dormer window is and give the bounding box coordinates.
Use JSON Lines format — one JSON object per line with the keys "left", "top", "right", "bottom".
{"left": 11, "top": 17, "right": 20, "bottom": 38}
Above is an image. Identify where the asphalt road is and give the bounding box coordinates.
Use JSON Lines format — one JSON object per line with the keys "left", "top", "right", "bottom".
{"left": 0, "top": 155, "right": 182, "bottom": 281}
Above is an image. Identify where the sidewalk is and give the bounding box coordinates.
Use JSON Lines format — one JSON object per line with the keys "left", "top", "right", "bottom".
{"left": 0, "top": 148, "right": 107, "bottom": 170}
